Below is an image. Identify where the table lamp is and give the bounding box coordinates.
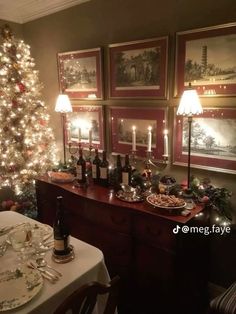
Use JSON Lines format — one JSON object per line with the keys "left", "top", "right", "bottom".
{"left": 177, "top": 83, "right": 203, "bottom": 190}
{"left": 55, "top": 94, "right": 72, "bottom": 165}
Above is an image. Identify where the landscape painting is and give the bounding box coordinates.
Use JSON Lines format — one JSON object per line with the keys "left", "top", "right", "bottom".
{"left": 182, "top": 117, "right": 236, "bottom": 159}
{"left": 175, "top": 23, "right": 236, "bottom": 96}
{"left": 174, "top": 108, "right": 236, "bottom": 174}
{"left": 109, "top": 37, "right": 168, "bottom": 98}
{"left": 110, "top": 106, "right": 166, "bottom": 159}
{"left": 58, "top": 48, "right": 103, "bottom": 99}
{"left": 185, "top": 34, "right": 236, "bottom": 88}
{"left": 115, "top": 47, "right": 160, "bottom": 90}
{"left": 62, "top": 56, "right": 97, "bottom": 92}
{"left": 117, "top": 118, "right": 156, "bottom": 148}
{"left": 66, "top": 106, "right": 104, "bottom": 149}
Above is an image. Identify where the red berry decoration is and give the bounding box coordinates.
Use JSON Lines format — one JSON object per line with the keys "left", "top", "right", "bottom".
{"left": 17, "top": 82, "right": 26, "bottom": 92}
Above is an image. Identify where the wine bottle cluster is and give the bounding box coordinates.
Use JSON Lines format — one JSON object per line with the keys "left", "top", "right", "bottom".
{"left": 75, "top": 149, "right": 132, "bottom": 189}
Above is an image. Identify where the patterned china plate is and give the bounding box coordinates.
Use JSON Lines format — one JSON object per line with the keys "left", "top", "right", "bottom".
{"left": 0, "top": 266, "right": 43, "bottom": 311}
{"left": 146, "top": 193, "right": 186, "bottom": 210}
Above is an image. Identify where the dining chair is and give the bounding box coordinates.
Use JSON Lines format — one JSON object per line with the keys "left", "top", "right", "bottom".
{"left": 54, "top": 275, "right": 120, "bottom": 314}
{"left": 208, "top": 281, "right": 236, "bottom": 314}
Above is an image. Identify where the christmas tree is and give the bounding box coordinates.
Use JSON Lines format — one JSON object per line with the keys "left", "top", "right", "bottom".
{"left": 0, "top": 24, "right": 57, "bottom": 207}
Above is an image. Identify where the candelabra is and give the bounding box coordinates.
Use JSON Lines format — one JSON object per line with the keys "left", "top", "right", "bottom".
{"left": 69, "top": 142, "right": 94, "bottom": 161}
{"left": 130, "top": 150, "right": 137, "bottom": 168}
{"left": 68, "top": 142, "right": 81, "bottom": 156}
{"left": 144, "top": 150, "right": 168, "bottom": 174}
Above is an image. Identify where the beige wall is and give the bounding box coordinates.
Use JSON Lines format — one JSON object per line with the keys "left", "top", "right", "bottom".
{"left": 19, "top": 0, "right": 235, "bottom": 217}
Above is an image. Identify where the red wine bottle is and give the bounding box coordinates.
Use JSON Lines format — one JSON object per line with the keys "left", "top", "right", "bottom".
{"left": 76, "top": 148, "right": 86, "bottom": 184}
{"left": 115, "top": 154, "right": 122, "bottom": 189}
{"left": 53, "top": 196, "right": 70, "bottom": 256}
{"left": 99, "top": 151, "right": 109, "bottom": 187}
{"left": 122, "top": 154, "right": 132, "bottom": 185}
{"left": 92, "top": 148, "right": 101, "bottom": 184}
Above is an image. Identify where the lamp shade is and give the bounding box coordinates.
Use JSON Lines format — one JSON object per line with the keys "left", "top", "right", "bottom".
{"left": 55, "top": 94, "right": 72, "bottom": 113}
{"left": 177, "top": 88, "right": 203, "bottom": 116}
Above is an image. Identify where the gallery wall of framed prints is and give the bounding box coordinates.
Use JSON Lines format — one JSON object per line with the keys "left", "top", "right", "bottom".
{"left": 56, "top": 21, "right": 236, "bottom": 173}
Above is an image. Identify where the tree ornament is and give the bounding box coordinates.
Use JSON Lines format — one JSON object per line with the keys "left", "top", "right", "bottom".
{"left": 17, "top": 82, "right": 26, "bottom": 93}
{"left": 39, "top": 119, "right": 46, "bottom": 126}
{"left": 9, "top": 45, "right": 17, "bottom": 55}
{"left": 12, "top": 99, "right": 18, "bottom": 107}
{"left": 13, "top": 62, "right": 19, "bottom": 69}
{"left": 0, "top": 24, "right": 13, "bottom": 41}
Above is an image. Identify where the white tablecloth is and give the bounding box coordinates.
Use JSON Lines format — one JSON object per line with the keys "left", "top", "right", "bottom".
{"left": 0, "top": 211, "right": 110, "bottom": 314}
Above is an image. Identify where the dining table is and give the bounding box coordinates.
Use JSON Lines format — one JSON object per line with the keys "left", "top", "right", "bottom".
{"left": 0, "top": 210, "right": 111, "bottom": 314}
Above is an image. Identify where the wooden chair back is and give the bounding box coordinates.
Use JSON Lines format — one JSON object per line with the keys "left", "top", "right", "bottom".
{"left": 54, "top": 276, "right": 120, "bottom": 314}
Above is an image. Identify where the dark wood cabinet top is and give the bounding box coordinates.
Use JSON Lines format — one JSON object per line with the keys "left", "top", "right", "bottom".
{"left": 36, "top": 176, "right": 204, "bottom": 224}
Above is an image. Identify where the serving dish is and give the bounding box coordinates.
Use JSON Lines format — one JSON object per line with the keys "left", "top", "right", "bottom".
{"left": 116, "top": 190, "right": 143, "bottom": 203}
{"left": 146, "top": 193, "right": 186, "bottom": 210}
{"left": 48, "top": 171, "right": 75, "bottom": 183}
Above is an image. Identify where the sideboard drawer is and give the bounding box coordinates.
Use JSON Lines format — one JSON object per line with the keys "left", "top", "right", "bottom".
{"left": 133, "top": 214, "right": 176, "bottom": 251}
{"left": 82, "top": 200, "right": 131, "bottom": 234}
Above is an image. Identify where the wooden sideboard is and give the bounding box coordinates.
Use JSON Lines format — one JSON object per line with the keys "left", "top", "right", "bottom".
{"left": 36, "top": 177, "right": 209, "bottom": 314}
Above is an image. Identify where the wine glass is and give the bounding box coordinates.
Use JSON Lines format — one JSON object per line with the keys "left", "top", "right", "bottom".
{"left": 31, "top": 228, "right": 44, "bottom": 258}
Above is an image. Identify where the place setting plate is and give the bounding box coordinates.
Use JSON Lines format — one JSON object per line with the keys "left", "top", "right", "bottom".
{"left": 0, "top": 265, "right": 43, "bottom": 311}
{"left": 5, "top": 222, "right": 53, "bottom": 249}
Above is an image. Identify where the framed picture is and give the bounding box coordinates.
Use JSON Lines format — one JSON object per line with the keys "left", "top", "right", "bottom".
{"left": 109, "top": 37, "right": 168, "bottom": 99}
{"left": 110, "top": 106, "right": 167, "bottom": 159}
{"left": 66, "top": 105, "right": 104, "bottom": 150}
{"left": 173, "top": 108, "right": 236, "bottom": 174}
{"left": 175, "top": 22, "right": 236, "bottom": 97}
{"left": 57, "top": 47, "right": 103, "bottom": 100}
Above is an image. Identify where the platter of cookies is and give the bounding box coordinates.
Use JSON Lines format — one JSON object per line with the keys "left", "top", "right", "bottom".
{"left": 146, "top": 193, "right": 186, "bottom": 210}
{"left": 48, "top": 171, "right": 75, "bottom": 183}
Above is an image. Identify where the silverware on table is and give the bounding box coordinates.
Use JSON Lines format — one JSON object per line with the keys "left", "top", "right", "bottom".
{"left": 27, "top": 261, "right": 59, "bottom": 283}
{"left": 35, "top": 257, "right": 62, "bottom": 277}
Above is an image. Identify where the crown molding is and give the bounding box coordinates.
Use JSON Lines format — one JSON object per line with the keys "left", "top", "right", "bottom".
{"left": 0, "top": 0, "right": 90, "bottom": 24}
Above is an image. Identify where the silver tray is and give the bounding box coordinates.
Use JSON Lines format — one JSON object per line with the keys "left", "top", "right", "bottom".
{"left": 116, "top": 190, "right": 143, "bottom": 203}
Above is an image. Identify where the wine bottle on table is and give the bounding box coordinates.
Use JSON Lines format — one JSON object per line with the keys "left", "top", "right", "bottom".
{"left": 53, "top": 196, "right": 70, "bottom": 256}
{"left": 99, "top": 151, "right": 109, "bottom": 187}
{"left": 115, "top": 154, "right": 122, "bottom": 189}
{"left": 76, "top": 148, "right": 86, "bottom": 185}
{"left": 122, "top": 154, "right": 132, "bottom": 185}
{"left": 92, "top": 148, "right": 101, "bottom": 184}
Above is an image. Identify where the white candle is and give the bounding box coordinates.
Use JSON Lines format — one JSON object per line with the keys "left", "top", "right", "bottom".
{"left": 147, "top": 126, "right": 152, "bottom": 152}
{"left": 78, "top": 127, "right": 81, "bottom": 142}
{"left": 164, "top": 129, "right": 168, "bottom": 156}
{"left": 89, "top": 128, "right": 92, "bottom": 146}
{"left": 132, "top": 126, "right": 136, "bottom": 151}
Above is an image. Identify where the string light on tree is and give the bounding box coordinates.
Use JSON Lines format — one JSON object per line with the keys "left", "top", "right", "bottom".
{"left": 0, "top": 24, "right": 58, "bottom": 195}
